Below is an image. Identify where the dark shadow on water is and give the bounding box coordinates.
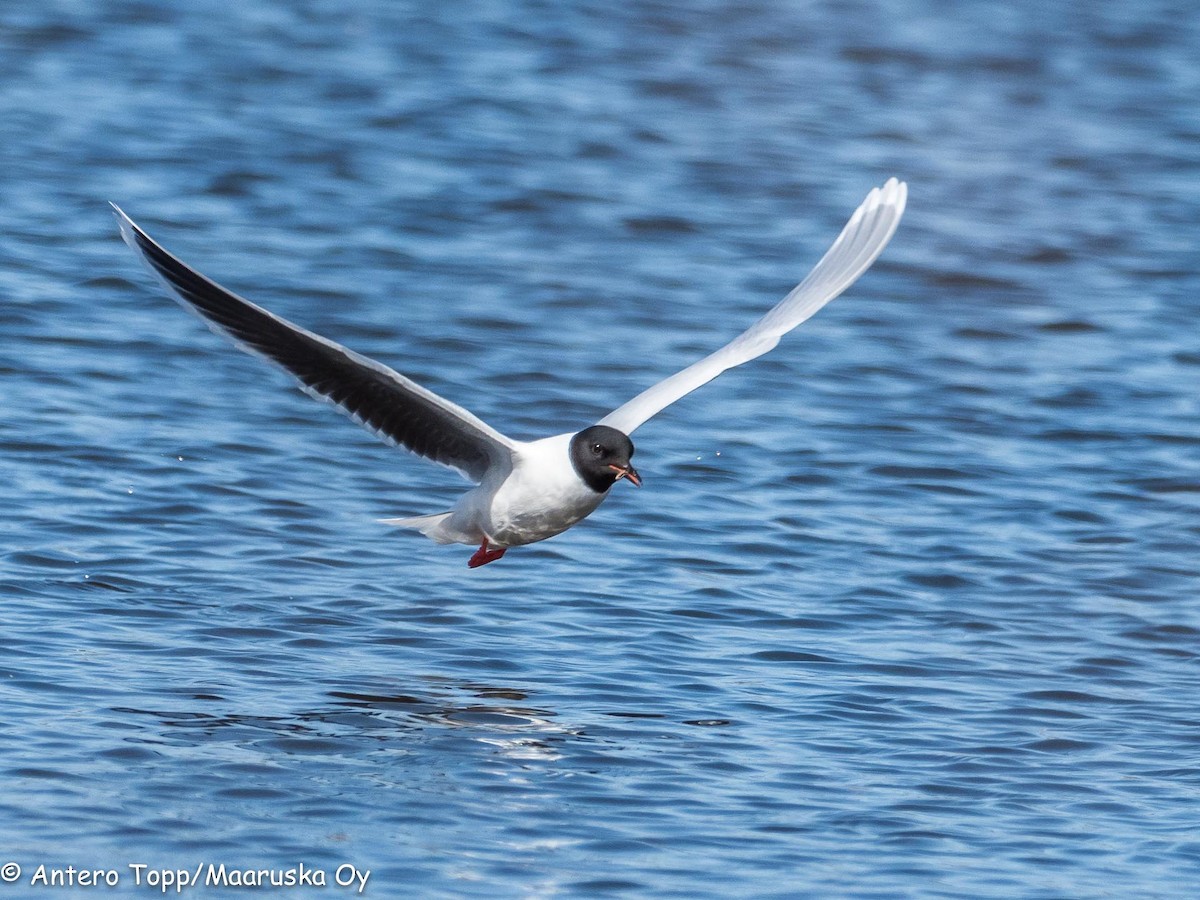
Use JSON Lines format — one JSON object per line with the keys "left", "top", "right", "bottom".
{"left": 110, "top": 677, "right": 575, "bottom": 754}
{"left": 328, "top": 682, "right": 561, "bottom": 731}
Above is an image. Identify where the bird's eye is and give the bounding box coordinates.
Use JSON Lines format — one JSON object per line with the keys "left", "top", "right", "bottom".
{"left": 591, "top": 443, "right": 604, "bottom": 455}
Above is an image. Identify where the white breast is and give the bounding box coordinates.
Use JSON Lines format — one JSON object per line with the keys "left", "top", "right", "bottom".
{"left": 482, "top": 432, "right": 609, "bottom": 547}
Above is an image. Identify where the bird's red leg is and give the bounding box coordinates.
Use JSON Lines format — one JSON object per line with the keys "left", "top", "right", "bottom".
{"left": 467, "top": 538, "right": 507, "bottom": 568}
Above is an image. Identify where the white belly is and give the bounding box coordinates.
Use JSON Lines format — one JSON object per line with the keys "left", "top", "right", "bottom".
{"left": 482, "top": 432, "right": 609, "bottom": 547}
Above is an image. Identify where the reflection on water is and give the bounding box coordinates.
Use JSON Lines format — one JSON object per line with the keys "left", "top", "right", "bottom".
{"left": 116, "top": 680, "right": 572, "bottom": 754}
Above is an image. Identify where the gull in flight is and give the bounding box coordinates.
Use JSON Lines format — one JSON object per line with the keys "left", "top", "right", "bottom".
{"left": 113, "top": 178, "right": 906, "bottom": 567}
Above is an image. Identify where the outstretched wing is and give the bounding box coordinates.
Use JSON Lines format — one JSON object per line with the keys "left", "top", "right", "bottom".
{"left": 112, "top": 205, "right": 517, "bottom": 483}
{"left": 599, "top": 178, "right": 907, "bottom": 435}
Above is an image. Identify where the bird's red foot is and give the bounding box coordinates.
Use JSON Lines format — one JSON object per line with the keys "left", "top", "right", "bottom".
{"left": 467, "top": 539, "right": 507, "bottom": 568}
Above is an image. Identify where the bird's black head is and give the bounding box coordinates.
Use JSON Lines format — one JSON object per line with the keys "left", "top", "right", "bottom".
{"left": 569, "top": 425, "right": 641, "bottom": 494}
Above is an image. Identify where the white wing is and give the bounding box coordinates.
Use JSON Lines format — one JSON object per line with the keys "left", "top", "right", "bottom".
{"left": 112, "top": 204, "right": 518, "bottom": 483}
{"left": 599, "top": 178, "right": 907, "bottom": 435}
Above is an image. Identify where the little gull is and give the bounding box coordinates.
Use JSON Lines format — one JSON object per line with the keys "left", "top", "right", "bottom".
{"left": 112, "top": 178, "right": 906, "bottom": 567}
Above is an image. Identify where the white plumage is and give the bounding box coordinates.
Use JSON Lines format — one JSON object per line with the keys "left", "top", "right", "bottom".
{"left": 112, "top": 178, "right": 907, "bottom": 567}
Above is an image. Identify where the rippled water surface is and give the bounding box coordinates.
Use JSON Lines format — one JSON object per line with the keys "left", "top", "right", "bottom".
{"left": 3, "top": 1, "right": 1199, "bottom": 896}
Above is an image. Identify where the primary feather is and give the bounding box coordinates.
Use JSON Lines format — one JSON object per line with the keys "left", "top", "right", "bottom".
{"left": 111, "top": 204, "right": 516, "bottom": 483}
{"left": 599, "top": 178, "right": 906, "bottom": 435}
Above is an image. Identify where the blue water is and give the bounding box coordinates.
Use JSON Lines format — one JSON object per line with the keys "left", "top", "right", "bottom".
{"left": 3, "top": 1, "right": 1199, "bottom": 896}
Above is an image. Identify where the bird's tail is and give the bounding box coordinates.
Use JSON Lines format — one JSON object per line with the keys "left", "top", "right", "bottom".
{"left": 379, "top": 512, "right": 459, "bottom": 544}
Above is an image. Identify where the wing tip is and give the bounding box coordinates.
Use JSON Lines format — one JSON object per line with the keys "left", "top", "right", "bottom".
{"left": 878, "top": 177, "right": 908, "bottom": 216}
{"left": 108, "top": 200, "right": 132, "bottom": 228}
{"left": 109, "top": 202, "right": 146, "bottom": 255}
